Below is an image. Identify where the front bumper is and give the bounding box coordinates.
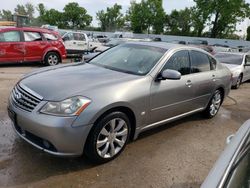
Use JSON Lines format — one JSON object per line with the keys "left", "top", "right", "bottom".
{"left": 8, "top": 99, "right": 92, "bottom": 157}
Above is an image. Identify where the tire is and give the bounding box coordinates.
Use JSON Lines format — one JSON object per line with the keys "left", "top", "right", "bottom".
{"left": 232, "top": 74, "right": 242, "bottom": 89}
{"left": 85, "top": 112, "right": 131, "bottom": 164}
{"left": 44, "top": 52, "right": 60, "bottom": 66}
{"left": 203, "top": 90, "right": 222, "bottom": 118}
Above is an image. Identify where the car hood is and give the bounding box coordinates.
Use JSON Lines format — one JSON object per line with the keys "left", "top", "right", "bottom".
{"left": 20, "top": 63, "right": 139, "bottom": 101}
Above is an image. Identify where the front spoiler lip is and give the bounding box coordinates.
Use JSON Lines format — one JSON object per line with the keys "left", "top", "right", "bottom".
{"left": 12, "top": 123, "right": 81, "bottom": 157}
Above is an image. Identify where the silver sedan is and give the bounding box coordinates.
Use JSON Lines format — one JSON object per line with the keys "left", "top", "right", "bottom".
{"left": 215, "top": 52, "right": 250, "bottom": 89}
{"left": 8, "top": 42, "right": 232, "bottom": 163}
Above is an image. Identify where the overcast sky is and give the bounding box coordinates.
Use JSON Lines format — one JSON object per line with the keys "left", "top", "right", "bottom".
{"left": 1, "top": 0, "right": 249, "bottom": 35}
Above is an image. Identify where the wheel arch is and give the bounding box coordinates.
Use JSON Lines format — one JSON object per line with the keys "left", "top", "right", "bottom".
{"left": 43, "top": 49, "right": 62, "bottom": 63}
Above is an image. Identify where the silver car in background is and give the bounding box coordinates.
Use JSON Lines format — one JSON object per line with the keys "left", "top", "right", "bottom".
{"left": 202, "top": 120, "right": 250, "bottom": 188}
{"left": 8, "top": 42, "right": 232, "bottom": 163}
{"left": 215, "top": 52, "right": 250, "bottom": 89}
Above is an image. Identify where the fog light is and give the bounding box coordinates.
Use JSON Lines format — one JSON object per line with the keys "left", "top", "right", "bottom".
{"left": 43, "top": 140, "right": 50, "bottom": 149}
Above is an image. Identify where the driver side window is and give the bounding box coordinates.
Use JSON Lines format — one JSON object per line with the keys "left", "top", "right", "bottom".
{"left": 162, "top": 50, "right": 191, "bottom": 75}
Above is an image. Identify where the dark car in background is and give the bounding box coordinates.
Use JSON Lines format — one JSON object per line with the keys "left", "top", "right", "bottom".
{"left": 0, "top": 27, "right": 66, "bottom": 66}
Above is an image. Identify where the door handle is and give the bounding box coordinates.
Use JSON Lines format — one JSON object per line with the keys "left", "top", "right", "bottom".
{"left": 212, "top": 74, "right": 216, "bottom": 82}
{"left": 185, "top": 80, "right": 192, "bottom": 87}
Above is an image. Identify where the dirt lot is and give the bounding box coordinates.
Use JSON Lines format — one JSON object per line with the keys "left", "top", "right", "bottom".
{"left": 0, "top": 62, "right": 250, "bottom": 188}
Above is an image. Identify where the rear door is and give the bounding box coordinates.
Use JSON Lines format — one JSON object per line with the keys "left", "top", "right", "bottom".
{"left": 0, "top": 30, "right": 24, "bottom": 63}
{"left": 189, "top": 50, "right": 217, "bottom": 109}
{"left": 23, "top": 30, "right": 47, "bottom": 62}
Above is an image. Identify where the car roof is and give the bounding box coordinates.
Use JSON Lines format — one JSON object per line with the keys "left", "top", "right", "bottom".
{"left": 125, "top": 41, "right": 211, "bottom": 54}
{"left": 0, "top": 27, "right": 56, "bottom": 34}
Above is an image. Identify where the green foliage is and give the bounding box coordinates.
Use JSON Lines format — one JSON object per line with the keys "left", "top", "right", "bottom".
{"left": 96, "top": 3, "right": 125, "bottom": 32}
{"left": 247, "top": 26, "right": 250, "bottom": 41}
{"left": 165, "top": 8, "right": 192, "bottom": 36}
{"left": 36, "top": 2, "right": 92, "bottom": 29}
{"left": 63, "top": 2, "right": 92, "bottom": 29}
{"left": 0, "top": 10, "right": 12, "bottom": 21}
{"left": 128, "top": 0, "right": 165, "bottom": 34}
{"left": 194, "top": 0, "right": 250, "bottom": 38}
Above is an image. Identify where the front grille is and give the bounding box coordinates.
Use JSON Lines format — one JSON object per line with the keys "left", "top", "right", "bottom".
{"left": 11, "top": 84, "right": 42, "bottom": 112}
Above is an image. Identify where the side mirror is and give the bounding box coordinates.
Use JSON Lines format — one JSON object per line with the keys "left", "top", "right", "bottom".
{"left": 157, "top": 69, "right": 181, "bottom": 81}
{"left": 63, "top": 36, "right": 69, "bottom": 41}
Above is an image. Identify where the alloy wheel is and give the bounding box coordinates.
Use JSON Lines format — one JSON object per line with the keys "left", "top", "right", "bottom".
{"left": 48, "top": 54, "right": 59, "bottom": 65}
{"left": 96, "top": 118, "right": 128, "bottom": 158}
{"left": 209, "top": 91, "right": 222, "bottom": 116}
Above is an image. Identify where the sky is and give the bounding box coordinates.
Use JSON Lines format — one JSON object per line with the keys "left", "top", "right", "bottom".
{"left": 1, "top": 0, "right": 249, "bottom": 35}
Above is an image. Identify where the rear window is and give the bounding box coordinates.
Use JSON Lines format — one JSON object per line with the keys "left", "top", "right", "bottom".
{"left": 215, "top": 53, "right": 243, "bottom": 65}
{"left": 0, "top": 31, "right": 21, "bottom": 42}
{"left": 43, "top": 33, "right": 58, "bottom": 41}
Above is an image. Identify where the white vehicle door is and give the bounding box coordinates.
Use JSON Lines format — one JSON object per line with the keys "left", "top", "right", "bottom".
{"left": 62, "top": 32, "right": 75, "bottom": 53}
{"left": 72, "top": 33, "right": 88, "bottom": 52}
{"left": 244, "top": 55, "right": 250, "bottom": 81}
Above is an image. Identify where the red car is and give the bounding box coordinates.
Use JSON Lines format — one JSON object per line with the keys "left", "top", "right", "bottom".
{"left": 0, "top": 27, "right": 66, "bottom": 66}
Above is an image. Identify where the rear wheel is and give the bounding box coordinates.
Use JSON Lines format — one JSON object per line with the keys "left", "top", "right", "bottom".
{"left": 44, "top": 52, "right": 60, "bottom": 66}
{"left": 233, "top": 74, "right": 242, "bottom": 89}
{"left": 85, "top": 112, "right": 131, "bottom": 164}
{"left": 203, "top": 90, "right": 222, "bottom": 118}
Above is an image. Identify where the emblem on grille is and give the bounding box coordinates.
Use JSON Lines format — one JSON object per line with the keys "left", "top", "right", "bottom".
{"left": 15, "top": 92, "right": 22, "bottom": 100}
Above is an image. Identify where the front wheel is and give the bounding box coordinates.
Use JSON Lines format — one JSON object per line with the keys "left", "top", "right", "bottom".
{"left": 85, "top": 112, "right": 131, "bottom": 164}
{"left": 44, "top": 52, "right": 60, "bottom": 66}
{"left": 203, "top": 90, "right": 222, "bottom": 118}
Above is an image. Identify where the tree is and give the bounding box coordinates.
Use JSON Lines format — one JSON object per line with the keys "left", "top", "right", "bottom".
{"left": 128, "top": 0, "right": 165, "bottom": 34}
{"left": 194, "top": 0, "right": 250, "bottom": 38}
{"left": 247, "top": 26, "right": 250, "bottom": 41}
{"left": 63, "top": 2, "right": 92, "bottom": 29}
{"left": 25, "top": 3, "right": 35, "bottom": 19}
{"left": 147, "top": 0, "right": 165, "bottom": 34}
{"left": 165, "top": 8, "right": 192, "bottom": 36}
{"left": 0, "top": 10, "right": 12, "bottom": 21}
{"left": 96, "top": 3, "right": 125, "bottom": 31}
{"left": 14, "top": 4, "right": 27, "bottom": 15}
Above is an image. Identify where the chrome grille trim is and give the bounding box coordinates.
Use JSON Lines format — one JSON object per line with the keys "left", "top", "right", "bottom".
{"left": 11, "top": 84, "right": 42, "bottom": 112}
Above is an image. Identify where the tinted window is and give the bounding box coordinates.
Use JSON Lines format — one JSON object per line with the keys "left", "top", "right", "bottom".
{"left": 89, "top": 44, "right": 166, "bottom": 75}
{"left": 0, "top": 31, "right": 21, "bottom": 42}
{"left": 24, "top": 31, "right": 42, "bottom": 42}
{"left": 73, "top": 33, "right": 86, "bottom": 41}
{"left": 162, "top": 50, "right": 190, "bottom": 75}
{"left": 215, "top": 53, "right": 243, "bottom": 65}
{"left": 245, "top": 55, "right": 250, "bottom": 66}
{"left": 44, "top": 33, "right": 58, "bottom": 41}
{"left": 190, "top": 51, "right": 211, "bottom": 73}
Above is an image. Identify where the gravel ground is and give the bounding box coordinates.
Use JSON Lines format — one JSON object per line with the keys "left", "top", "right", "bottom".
{"left": 0, "top": 61, "right": 250, "bottom": 188}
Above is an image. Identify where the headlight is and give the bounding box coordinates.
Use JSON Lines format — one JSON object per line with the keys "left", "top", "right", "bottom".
{"left": 40, "top": 96, "right": 91, "bottom": 116}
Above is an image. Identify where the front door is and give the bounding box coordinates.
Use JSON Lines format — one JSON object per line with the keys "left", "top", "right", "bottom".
{"left": 149, "top": 50, "right": 195, "bottom": 124}
{"left": 0, "top": 30, "right": 24, "bottom": 63}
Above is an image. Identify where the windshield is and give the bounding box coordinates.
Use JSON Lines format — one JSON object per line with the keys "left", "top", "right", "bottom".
{"left": 88, "top": 44, "right": 166, "bottom": 75}
{"left": 215, "top": 53, "right": 243, "bottom": 65}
